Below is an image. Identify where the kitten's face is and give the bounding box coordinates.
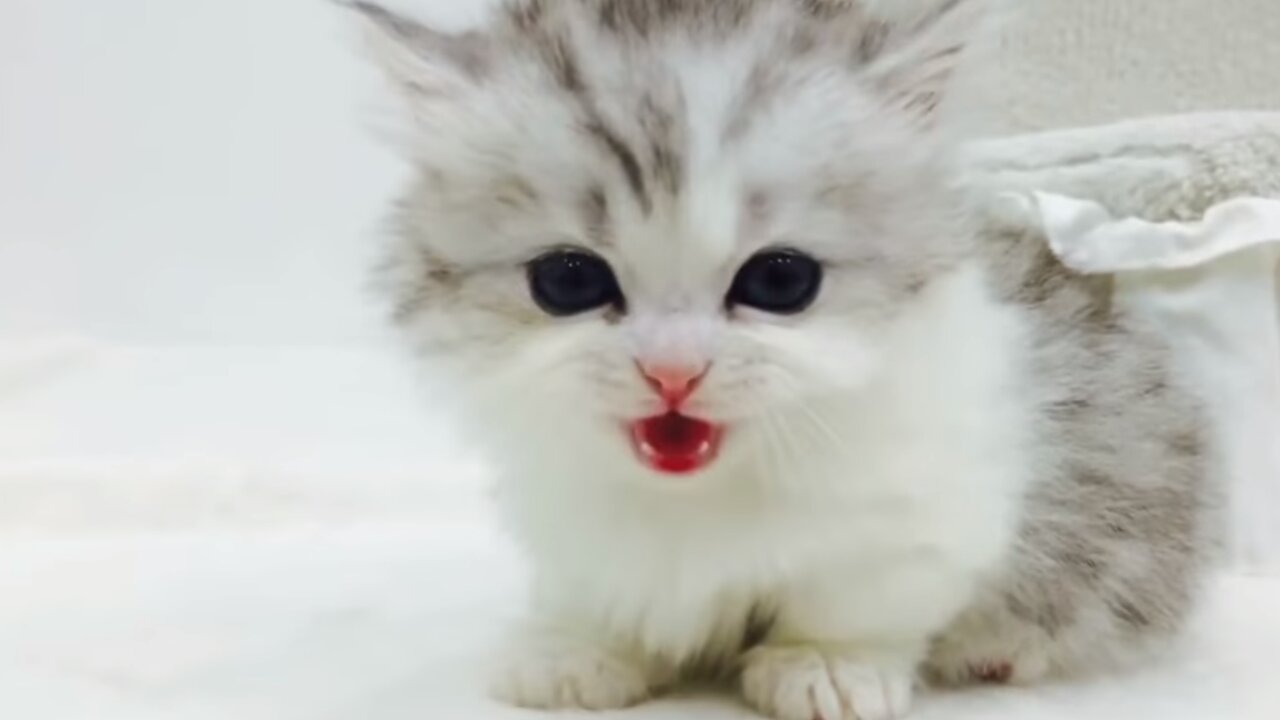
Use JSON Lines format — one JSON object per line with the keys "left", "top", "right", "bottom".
{"left": 361, "top": 0, "right": 985, "bottom": 482}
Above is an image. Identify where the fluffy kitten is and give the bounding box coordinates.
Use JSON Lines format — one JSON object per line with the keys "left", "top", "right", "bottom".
{"left": 351, "top": 1, "right": 1214, "bottom": 718}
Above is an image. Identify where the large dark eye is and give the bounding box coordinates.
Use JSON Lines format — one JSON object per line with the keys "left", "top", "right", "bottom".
{"left": 726, "top": 249, "right": 822, "bottom": 314}
{"left": 527, "top": 250, "right": 623, "bottom": 316}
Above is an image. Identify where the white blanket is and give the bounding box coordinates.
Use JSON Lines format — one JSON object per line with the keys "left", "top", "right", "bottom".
{"left": 0, "top": 347, "right": 1277, "bottom": 719}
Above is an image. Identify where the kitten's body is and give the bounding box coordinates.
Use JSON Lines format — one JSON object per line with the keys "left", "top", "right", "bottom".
{"left": 354, "top": 2, "right": 1213, "bottom": 718}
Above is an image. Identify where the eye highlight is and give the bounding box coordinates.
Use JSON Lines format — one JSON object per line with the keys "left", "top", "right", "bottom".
{"left": 527, "top": 249, "right": 624, "bottom": 317}
{"left": 727, "top": 249, "right": 823, "bottom": 315}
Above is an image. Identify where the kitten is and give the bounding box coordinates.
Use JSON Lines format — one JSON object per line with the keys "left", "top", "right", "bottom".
{"left": 351, "top": 1, "right": 1214, "bottom": 718}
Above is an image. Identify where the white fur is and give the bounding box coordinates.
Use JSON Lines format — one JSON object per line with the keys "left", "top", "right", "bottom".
{"left": 486, "top": 264, "right": 1038, "bottom": 717}
{"left": 742, "top": 647, "right": 913, "bottom": 720}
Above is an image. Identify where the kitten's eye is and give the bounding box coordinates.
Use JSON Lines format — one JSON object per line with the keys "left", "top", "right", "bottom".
{"left": 527, "top": 250, "right": 623, "bottom": 317}
{"left": 727, "top": 250, "right": 822, "bottom": 314}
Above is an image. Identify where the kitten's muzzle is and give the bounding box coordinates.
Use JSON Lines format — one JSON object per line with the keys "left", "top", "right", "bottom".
{"left": 637, "top": 361, "right": 709, "bottom": 410}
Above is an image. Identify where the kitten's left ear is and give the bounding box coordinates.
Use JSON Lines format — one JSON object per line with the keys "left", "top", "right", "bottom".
{"left": 344, "top": 1, "right": 492, "bottom": 97}
{"left": 857, "top": 0, "right": 998, "bottom": 123}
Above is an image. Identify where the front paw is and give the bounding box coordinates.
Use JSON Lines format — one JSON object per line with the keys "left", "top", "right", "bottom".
{"left": 741, "top": 646, "right": 914, "bottom": 720}
{"left": 488, "top": 630, "right": 651, "bottom": 711}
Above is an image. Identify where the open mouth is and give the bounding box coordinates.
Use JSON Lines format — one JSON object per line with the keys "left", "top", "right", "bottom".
{"left": 628, "top": 412, "right": 724, "bottom": 475}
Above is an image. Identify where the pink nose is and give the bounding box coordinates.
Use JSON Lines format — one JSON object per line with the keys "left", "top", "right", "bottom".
{"left": 638, "top": 363, "right": 708, "bottom": 407}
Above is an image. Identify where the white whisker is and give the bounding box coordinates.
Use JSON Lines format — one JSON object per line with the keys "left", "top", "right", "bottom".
{"left": 770, "top": 371, "right": 849, "bottom": 452}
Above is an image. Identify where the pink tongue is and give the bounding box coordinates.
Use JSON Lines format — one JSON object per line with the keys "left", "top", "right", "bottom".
{"left": 631, "top": 413, "right": 720, "bottom": 474}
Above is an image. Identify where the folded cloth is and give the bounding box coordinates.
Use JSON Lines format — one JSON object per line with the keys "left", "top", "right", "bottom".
{"left": 965, "top": 112, "right": 1280, "bottom": 221}
{"left": 963, "top": 112, "right": 1280, "bottom": 574}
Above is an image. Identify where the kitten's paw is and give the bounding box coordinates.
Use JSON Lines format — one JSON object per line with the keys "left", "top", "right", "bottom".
{"left": 488, "top": 632, "right": 651, "bottom": 711}
{"left": 924, "top": 630, "right": 1052, "bottom": 687}
{"left": 741, "top": 646, "right": 914, "bottom": 720}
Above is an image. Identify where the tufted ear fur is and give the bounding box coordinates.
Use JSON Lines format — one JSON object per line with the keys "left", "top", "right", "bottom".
{"left": 855, "top": 0, "right": 997, "bottom": 123}
{"left": 346, "top": 1, "right": 493, "bottom": 98}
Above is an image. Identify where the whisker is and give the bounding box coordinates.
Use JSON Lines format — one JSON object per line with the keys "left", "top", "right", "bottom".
{"left": 459, "top": 326, "right": 595, "bottom": 408}
{"left": 770, "top": 371, "right": 848, "bottom": 451}
{"left": 761, "top": 407, "right": 812, "bottom": 495}
{"left": 751, "top": 401, "right": 792, "bottom": 492}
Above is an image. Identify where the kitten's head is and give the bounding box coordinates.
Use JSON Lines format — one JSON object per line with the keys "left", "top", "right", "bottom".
{"left": 356, "top": 0, "right": 991, "bottom": 484}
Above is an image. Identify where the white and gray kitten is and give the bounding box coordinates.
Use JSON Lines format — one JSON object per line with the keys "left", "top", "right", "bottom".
{"left": 352, "top": 1, "right": 1214, "bottom": 718}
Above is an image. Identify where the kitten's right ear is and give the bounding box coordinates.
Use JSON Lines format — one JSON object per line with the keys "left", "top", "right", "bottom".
{"left": 342, "top": 1, "right": 491, "bottom": 97}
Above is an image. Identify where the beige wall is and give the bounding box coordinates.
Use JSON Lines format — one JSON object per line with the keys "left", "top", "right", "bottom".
{"left": 970, "top": 0, "right": 1280, "bottom": 135}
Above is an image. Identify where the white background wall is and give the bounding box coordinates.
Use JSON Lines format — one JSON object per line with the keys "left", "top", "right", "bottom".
{"left": 978, "top": 0, "right": 1280, "bottom": 134}
{"left": 0, "top": 0, "right": 489, "bottom": 346}
{"left": 2, "top": 0, "right": 1277, "bottom": 346}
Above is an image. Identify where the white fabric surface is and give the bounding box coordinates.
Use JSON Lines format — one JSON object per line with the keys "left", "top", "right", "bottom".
{"left": 1, "top": 346, "right": 1278, "bottom": 720}
{"left": 1034, "top": 196, "right": 1280, "bottom": 273}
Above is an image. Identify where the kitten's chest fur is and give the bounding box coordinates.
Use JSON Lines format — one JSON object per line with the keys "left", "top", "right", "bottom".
{"left": 535, "top": 487, "right": 1019, "bottom": 664}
